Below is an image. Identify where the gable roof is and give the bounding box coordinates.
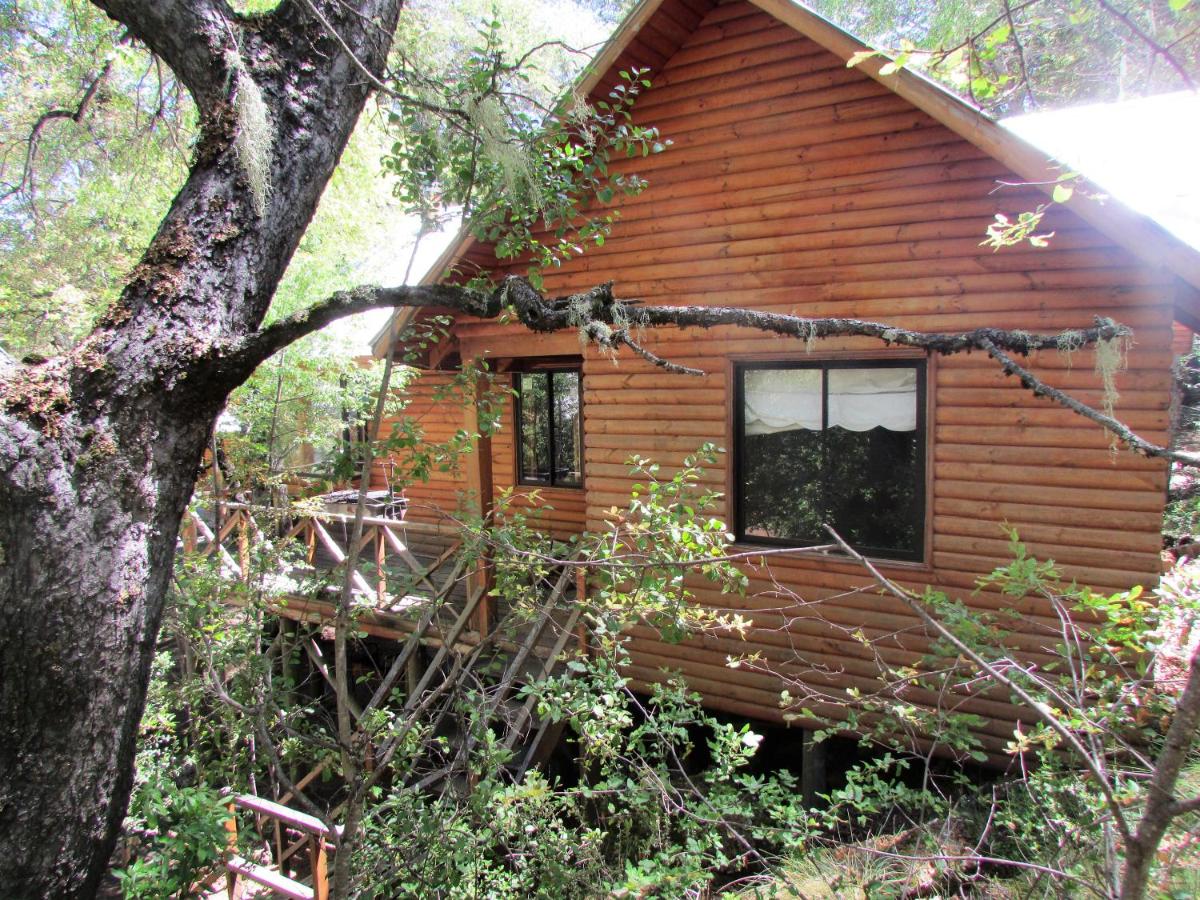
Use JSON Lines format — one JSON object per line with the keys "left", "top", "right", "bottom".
{"left": 373, "top": 0, "right": 1200, "bottom": 357}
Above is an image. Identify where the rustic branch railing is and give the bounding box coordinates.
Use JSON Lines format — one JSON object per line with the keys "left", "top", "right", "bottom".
{"left": 180, "top": 502, "right": 468, "bottom": 615}
{"left": 178, "top": 502, "right": 590, "bottom": 669}
{"left": 185, "top": 499, "right": 591, "bottom": 818}
{"left": 226, "top": 792, "right": 340, "bottom": 900}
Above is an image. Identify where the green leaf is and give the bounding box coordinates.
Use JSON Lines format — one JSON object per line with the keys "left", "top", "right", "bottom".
{"left": 846, "top": 49, "right": 878, "bottom": 68}
{"left": 1052, "top": 183, "right": 1074, "bottom": 204}
{"left": 985, "top": 23, "right": 1012, "bottom": 49}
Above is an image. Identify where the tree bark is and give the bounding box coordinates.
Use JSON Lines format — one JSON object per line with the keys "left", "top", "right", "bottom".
{"left": 0, "top": 2, "right": 402, "bottom": 895}
{"left": 1120, "top": 640, "right": 1200, "bottom": 900}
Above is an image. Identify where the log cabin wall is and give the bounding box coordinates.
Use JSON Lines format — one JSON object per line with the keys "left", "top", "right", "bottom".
{"left": 373, "top": 366, "right": 588, "bottom": 540}
{"left": 377, "top": 0, "right": 1179, "bottom": 756}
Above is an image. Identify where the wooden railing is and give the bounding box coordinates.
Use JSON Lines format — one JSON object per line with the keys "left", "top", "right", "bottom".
{"left": 226, "top": 793, "right": 340, "bottom": 900}
{"left": 179, "top": 502, "right": 484, "bottom": 632}
{"left": 190, "top": 504, "right": 593, "bottom": 894}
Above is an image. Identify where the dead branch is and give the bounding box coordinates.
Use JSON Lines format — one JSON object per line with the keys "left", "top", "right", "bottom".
{"left": 223, "top": 274, "right": 1189, "bottom": 467}
{"left": 1001, "top": 0, "right": 1036, "bottom": 108}
{"left": 977, "top": 338, "right": 1195, "bottom": 463}
{"left": 1095, "top": 0, "right": 1197, "bottom": 91}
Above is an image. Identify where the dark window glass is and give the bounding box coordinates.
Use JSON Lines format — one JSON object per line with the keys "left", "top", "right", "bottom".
{"left": 518, "top": 373, "right": 550, "bottom": 484}
{"left": 551, "top": 371, "right": 582, "bottom": 487}
{"left": 736, "top": 361, "right": 925, "bottom": 561}
{"left": 517, "top": 369, "right": 582, "bottom": 488}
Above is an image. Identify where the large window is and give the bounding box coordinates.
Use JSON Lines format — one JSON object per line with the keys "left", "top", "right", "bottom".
{"left": 515, "top": 369, "right": 583, "bottom": 488}
{"left": 735, "top": 359, "right": 926, "bottom": 561}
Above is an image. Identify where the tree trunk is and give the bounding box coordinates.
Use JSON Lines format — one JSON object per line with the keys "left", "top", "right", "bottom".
{"left": 0, "top": 3, "right": 402, "bottom": 895}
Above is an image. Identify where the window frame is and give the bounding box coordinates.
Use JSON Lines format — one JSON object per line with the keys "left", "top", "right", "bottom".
{"left": 733, "top": 357, "right": 928, "bottom": 563}
{"left": 513, "top": 366, "right": 584, "bottom": 489}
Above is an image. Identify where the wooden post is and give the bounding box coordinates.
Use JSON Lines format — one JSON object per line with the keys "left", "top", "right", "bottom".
{"left": 224, "top": 802, "right": 239, "bottom": 899}
{"left": 237, "top": 511, "right": 250, "bottom": 583}
{"left": 801, "top": 730, "right": 827, "bottom": 809}
{"left": 273, "top": 813, "right": 284, "bottom": 883}
{"left": 463, "top": 361, "right": 494, "bottom": 638}
{"left": 375, "top": 527, "right": 387, "bottom": 606}
{"left": 406, "top": 649, "right": 421, "bottom": 698}
{"left": 280, "top": 618, "right": 297, "bottom": 709}
{"left": 310, "top": 838, "right": 329, "bottom": 900}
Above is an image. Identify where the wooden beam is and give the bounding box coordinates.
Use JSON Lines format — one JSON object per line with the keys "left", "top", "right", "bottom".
{"left": 234, "top": 793, "right": 341, "bottom": 839}
{"left": 226, "top": 856, "right": 314, "bottom": 900}
{"left": 380, "top": 524, "right": 441, "bottom": 595}
{"left": 504, "top": 603, "right": 585, "bottom": 754}
{"left": 463, "top": 361, "right": 495, "bottom": 638}
{"left": 404, "top": 587, "right": 487, "bottom": 711}
{"left": 311, "top": 519, "right": 375, "bottom": 597}
{"left": 187, "top": 509, "right": 241, "bottom": 579}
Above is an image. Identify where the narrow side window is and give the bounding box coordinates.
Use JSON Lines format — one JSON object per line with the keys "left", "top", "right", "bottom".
{"left": 516, "top": 368, "right": 583, "bottom": 488}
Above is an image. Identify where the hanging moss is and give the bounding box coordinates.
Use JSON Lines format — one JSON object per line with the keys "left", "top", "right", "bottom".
{"left": 566, "top": 291, "right": 638, "bottom": 363}
{"left": 567, "top": 292, "right": 594, "bottom": 348}
{"left": 227, "top": 53, "right": 274, "bottom": 216}
{"left": 1055, "top": 328, "right": 1086, "bottom": 369}
{"left": 1095, "top": 334, "right": 1130, "bottom": 421}
{"left": 466, "top": 95, "right": 539, "bottom": 217}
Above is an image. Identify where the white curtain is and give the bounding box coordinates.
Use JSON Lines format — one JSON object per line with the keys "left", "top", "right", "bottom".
{"left": 744, "top": 367, "right": 917, "bottom": 435}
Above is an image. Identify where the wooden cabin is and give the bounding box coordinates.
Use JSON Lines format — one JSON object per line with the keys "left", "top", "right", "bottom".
{"left": 368, "top": 0, "right": 1200, "bottom": 759}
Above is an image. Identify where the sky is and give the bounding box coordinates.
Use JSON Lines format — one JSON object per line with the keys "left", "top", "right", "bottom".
{"left": 1003, "top": 91, "right": 1200, "bottom": 252}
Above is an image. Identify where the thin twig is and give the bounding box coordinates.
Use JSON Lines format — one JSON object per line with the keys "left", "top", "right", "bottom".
{"left": 1095, "top": 0, "right": 1196, "bottom": 90}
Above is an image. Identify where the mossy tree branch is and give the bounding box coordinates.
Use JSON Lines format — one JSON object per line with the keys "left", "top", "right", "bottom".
{"left": 221, "top": 274, "right": 1189, "bottom": 466}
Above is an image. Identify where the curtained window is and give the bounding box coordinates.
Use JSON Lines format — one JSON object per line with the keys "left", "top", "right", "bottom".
{"left": 735, "top": 360, "right": 926, "bottom": 561}
{"left": 516, "top": 369, "right": 583, "bottom": 488}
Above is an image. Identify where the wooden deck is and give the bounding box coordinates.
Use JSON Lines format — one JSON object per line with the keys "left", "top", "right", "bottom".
{"left": 181, "top": 502, "right": 582, "bottom": 658}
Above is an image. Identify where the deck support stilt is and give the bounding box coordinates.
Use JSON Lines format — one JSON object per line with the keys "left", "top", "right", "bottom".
{"left": 405, "top": 647, "right": 422, "bottom": 698}
{"left": 280, "top": 618, "right": 298, "bottom": 709}
{"left": 801, "top": 730, "right": 827, "bottom": 808}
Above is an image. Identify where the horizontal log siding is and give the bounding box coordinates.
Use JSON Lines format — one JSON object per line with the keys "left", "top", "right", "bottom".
{"left": 393, "top": 0, "right": 1177, "bottom": 754}
{"left": 373, "top": 370, "right": 588, "bottom": 538}
{"left": 372, "top": 370, "right": 467, "bottom": 528}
